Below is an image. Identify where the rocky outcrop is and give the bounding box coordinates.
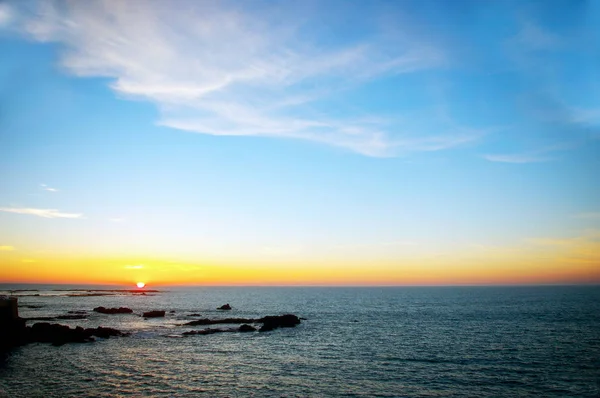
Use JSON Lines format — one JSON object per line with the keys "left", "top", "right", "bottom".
{"left": 25, "top": 314, "right": 88, "bottom": 321}
{"left": 93, "top": 306, "right": 133, "bottom": 314}
{"left": 26, "top": 323, "right": 127, "bottom": 346}
{"left": 183, "top": 314, "right": 301, "bottom": 333}
{"left": 143, "top": 310, "right": 165, "bottom": 318}
{"left": 1, "top": 297, "right": 129, "bottom": 350}
{"left": 217, "top": 304, "right": 232, "bottom": 310}
{"left": 258, "top": 314, "right": 301, "bottom": 332}
{"left": 183, "top": 328, "right": 231, "bottom": 336}
{"left": 185, "top": 317, "right": 255, "bottom": 326}
{"left": 239, "top": 324, "right": 257, "bottom": 332}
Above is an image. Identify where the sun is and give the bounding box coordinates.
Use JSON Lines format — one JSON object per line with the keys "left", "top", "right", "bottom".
{"left": 136, "top": 282, "right": 146, "bottom": 289}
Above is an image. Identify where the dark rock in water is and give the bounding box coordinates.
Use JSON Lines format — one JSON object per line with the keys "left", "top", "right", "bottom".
{"left": 259, "top": 314, "right": 301, "bottom": 332}
{"left": 84, "top": 326, "right": 126, "bottom": 339}
{"left": 24, "top": 316, "right": 57, "bottom": 321}
{"left": 169, "top": 310, "right": 176, "bottom": 313}
{"left": 23, "top": 305, "right": 44, "bottom": 309}
{"left": 239, "top": 324, "right": 257, "bottom": 332}
{"left": 143, "top": 310, "right": 165, "bottom": 318}
{"left": 68, "top": 310, "right": 87, "bottom": 314}
{"left": 183, "top": 328, "right": 231, "bottom": 336}
{"left": 185, "top": 317, "right": 256, "bottom": 326}
{"left": 188, "top": 313, "right": 202, "bottom": 317}
{"left": 217, "top": 304, "right": 232, "bottom": 310}
{"left": 26, "top": 323, "right": 128, "bottom": 346}
{"left": 56, "top": 314, "right": 87, "bottom": 320}
{"left": 93, "top": 306, "right": 133, "bottom": 314}
{"left": 184, "top": 314, "right": 301, "bottom": 333}
{"left": 1, "top": 296, "right": 27, "bottom": 351}
{"left": 24, "top": 314, "right": 87, "bottom": 321}
{"left": 1, "top": 297, "right": 128, "bottom": 350}
{"left": 28, "top": 322, "right": 93, "bottom": 345}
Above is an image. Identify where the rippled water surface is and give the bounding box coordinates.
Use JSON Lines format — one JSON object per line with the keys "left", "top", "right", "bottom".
{"left": 1, "top": 285, "right": 599, "bottom": 397}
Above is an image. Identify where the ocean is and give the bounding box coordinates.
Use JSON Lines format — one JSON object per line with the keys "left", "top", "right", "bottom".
{"left": 1, "top": 285, "right": 599, "bottom": 397}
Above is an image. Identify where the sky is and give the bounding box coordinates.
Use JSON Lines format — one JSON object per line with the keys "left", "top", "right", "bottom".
{"left": 0, "top": 0, "right": 598, "bottom": 286}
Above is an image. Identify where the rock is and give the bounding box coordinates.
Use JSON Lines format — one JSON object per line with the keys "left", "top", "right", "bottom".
{"left": 1, "top": 296, "right": 27, "bottom": 351}
{"left": 85, "top": 326, "right": 126, "bottom": 339}
{"left": 183, "top": 314, "right": 301, "bottom": 333}
{"left": 28, "top": 322, "right": 92, "bottom": 346}
{"left": 1, "top": 297, "right": 128, "bottom": 350}
{"left": 26, "top": 323, "right": 128, "bottom": 346}
{"left": 25, "top": 314, "right": 87, "bottom": 321}
{"left": 217, "top": 304, "right": 232, "bottom": 310}
{"left": 68, "top": 310, "right": 87, "bottom": 314}
{"left": 259, "top": 314, "right": 301, "bottom": 332}
{"left": 188, "top": 313, "right": 202, "bottom": 317}
{"left": 185, "top": 317, "right": 256, "bottom": 326}
{"left": 56, "top": 314, "right": 87, "bottom": 320}
{"left": 239, "top": 324, "right": 257, "bottom": 332}
{"left": 93, "top": 306, "right": 133, "bottom": 314}
{"left": 143, "top": 310, "right": 165, "bottom": 318}
{"left": 183, "top": 328, "right": 229, "bottom": 336}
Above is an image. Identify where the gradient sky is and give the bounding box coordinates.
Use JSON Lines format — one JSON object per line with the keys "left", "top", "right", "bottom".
{"left": 0, "top": 0, "right": 598, "bottom": 285}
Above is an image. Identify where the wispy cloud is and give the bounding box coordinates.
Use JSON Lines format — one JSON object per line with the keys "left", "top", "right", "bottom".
{"left": 0, "top": 245, "right": 15, "bottom": 251}
{"left": 481, "top": 153, "right": 551, "bottom": 164}
{"left": 5, "top": 1, "right": 491, "bottom": 157}
{"left": 40, "top": 184, "right": 59, "bottom": 192}
{"left": 21, "top": 259, "right": 36, "bottom": 263}
{"left": 0, "top": 207, "right": 83, "bottom": 219}
{"left": 481, "top": 143, "right": 573, "bottom": 164}
{"left": 0, "top": 3, "right": 12, "bottom": 26}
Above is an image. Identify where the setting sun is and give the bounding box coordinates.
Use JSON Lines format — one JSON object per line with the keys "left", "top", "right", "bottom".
{"left": 136, "top": 282, "right": 145, "bottom": 289}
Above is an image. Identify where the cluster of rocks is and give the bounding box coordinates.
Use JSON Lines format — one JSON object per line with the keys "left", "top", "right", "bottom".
{"left": 25, "top": 323, "right": 127, "bottom": 346}
{"left": 1, "top": 296, "right": 303, "bottom": 350}
{"left": 143, "top": 310, "right": 165, "bottom": 318}
{"left": 182, "top": 314, "right": 301, "bottom": 335}
{"left": 1, "top": 297, "right": 128, "bottom": 351}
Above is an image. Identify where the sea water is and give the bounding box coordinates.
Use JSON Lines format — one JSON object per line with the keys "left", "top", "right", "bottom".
{"left": 0, "top": 285, "right": 599, "bottom": 397}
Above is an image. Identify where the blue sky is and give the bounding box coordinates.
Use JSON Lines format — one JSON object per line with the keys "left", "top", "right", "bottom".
{"left": 0, "top": 0, "right": 598, "bottom": 283}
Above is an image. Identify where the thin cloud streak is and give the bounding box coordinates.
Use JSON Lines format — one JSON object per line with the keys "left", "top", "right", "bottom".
{"left": 481, "top": 153, "right": 551, "bottom": 164}
{"left": 0, "top": 207, "right": 83, "bottom": 219}
{"left": 0, "top": 245, "right": 15, "bottom": 251}
{"left": 40, "top": 184, "right": 59, "bottom": 192}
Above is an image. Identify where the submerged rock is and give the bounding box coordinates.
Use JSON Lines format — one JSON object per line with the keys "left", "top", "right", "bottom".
{"left": 183, "top": 328, "right": 231, "bottom": 336}
{"left": 217, "top": 304, "right": 232, "bottom": 310}
{"left": 185, "top": 317, "right": 256, "bottom": 326}
{"left": 143, "top": 310, "right": 166, "bottom": 318}
{"left": 56, "top": 314, "right": 87, "bottom": 320}
{"left": 259, "top": 314, "right": 301, "bottom": 332}
{"left": 93, "top": 306, "right": 133, "bottom": 314}
{"left": 26, "top": 323, "right": 127, "bottom": 346}
{"left": 184, "top": 314, "right": 301, "bottom": 333}
{"left": 239, "top": 324, "right": 257, "bottom": 332}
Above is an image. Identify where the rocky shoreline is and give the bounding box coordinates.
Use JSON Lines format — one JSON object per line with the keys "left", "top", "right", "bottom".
{"left": 1, "top": 296, "right": 303, "bottom": 351}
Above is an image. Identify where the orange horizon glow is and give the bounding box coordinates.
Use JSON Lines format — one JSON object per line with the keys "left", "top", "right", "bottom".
{"left": 1, "top": 253, "right": 598, "bottom": 287}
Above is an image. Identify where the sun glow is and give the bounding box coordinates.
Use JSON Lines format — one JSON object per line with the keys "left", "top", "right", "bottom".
{"left": 136, "top": 282, "right": 146, "bottom": 288}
